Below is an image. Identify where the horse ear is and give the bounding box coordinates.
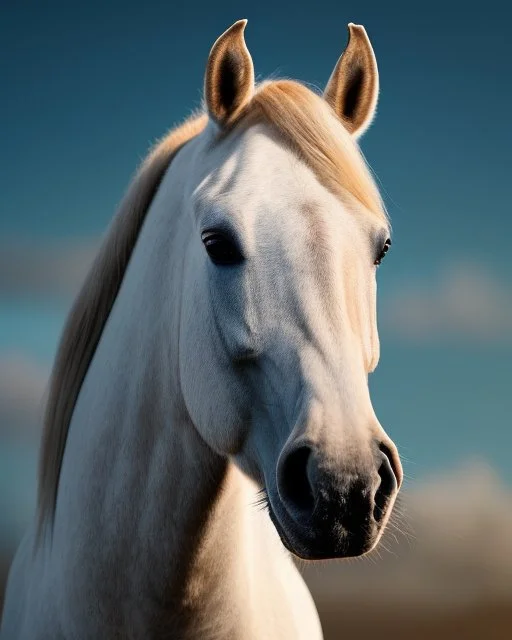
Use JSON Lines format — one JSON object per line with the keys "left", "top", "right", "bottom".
{"left": 205, "top": 20, "right": 255, "bottom": 127}
{"left": 323, "top": 24, "right": 379, "bottom": 138}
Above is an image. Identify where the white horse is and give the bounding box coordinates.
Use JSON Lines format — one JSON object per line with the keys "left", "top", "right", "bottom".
{"left": 1, "top": 20, "right": 403, "bottom": 639}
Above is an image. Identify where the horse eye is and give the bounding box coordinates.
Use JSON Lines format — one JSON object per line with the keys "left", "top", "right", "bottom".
{"left": 201, "top": 231, "right": 244, "bottom": 266}
{"left": 374, "top": 238, "right": 391, "bottom": 266}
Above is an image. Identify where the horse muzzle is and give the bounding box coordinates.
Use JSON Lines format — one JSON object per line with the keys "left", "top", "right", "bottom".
{"left": 267, "top": 439, "right": 402, "bottom": 560}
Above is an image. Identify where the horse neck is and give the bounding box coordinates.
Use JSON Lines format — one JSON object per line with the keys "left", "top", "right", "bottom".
{"left": 48, "top": 166, "right": 262, "bottom": 636}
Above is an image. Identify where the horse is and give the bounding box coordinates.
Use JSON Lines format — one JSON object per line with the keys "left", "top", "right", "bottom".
{"left": 1, "top": 20, "right": 403, "bottom": 639}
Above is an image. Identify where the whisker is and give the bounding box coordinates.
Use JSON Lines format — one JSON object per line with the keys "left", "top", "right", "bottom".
{"left": 251, "top": 487, "right": 270, "bottom": 512}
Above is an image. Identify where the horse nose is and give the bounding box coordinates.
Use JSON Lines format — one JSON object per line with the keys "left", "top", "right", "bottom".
{"left": 277, "top": 439, "right": 401, "bottom": 534}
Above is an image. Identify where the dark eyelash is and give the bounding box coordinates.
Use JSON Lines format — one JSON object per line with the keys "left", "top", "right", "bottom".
{"left": 374, "top": 238, "right": 391, "bottom": 266}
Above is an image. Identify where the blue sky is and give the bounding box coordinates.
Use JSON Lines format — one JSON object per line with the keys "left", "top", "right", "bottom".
{"left": 0, "top": 0, "right": 511, "bottom": 544}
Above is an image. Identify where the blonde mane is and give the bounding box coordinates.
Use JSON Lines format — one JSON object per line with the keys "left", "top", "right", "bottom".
{"left": 251, "top": 80, "right": 386, "bottom": 221}
{"left": 37, "top": 80, "right": 386, "bottom": 538}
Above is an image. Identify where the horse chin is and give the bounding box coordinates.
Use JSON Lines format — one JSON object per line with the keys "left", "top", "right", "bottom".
{"left": 266, "top": 496, "right": 377, "bottom": 561}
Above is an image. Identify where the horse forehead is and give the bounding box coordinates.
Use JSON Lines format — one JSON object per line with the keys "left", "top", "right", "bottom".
{"left": 196, "top": 124, "right": 375, "bottom": 252}
{"left": 204, "top": 124, "right": 330, "bottom": 207}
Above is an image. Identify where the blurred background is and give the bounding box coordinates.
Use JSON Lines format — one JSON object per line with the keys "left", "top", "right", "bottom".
{"left": 1, "top": 1, "right": 511, "bottom": 638}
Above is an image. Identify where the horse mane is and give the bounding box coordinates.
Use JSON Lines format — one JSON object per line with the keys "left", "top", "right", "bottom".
{"left": 250, "top": 80, "right": 387, "bottom": 221}
{"left": 37, "top": 80, "right": 386, "bottom": 541}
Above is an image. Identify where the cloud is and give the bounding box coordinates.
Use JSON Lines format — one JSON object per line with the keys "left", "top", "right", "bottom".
{"left": 0, "top": 240, "right": 98, "bottom": 297}
{"left": 303, "top": 460, "right": 512, "bottom": 609}
{"left": 380, "top": 261, "right": 512, "bottom": 342}
{"left": 0, "top": 353, "right": 49, "bottom": 439}
{"left": 3, "top": 245, "right": 510, "bottom": 345}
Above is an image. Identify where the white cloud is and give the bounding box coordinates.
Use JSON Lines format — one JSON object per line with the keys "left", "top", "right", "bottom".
{"left": 380, "top": 261, "right": 512, "bottom": 342}
{"left": 0, "top": 240, "right": 98, "bottom": 297}
{"left": 303, "top": 460, "right": 512, "bottom": 609}
{"left": 4, "top": 246, "right": 510, "bottom": 344}
{"left": 0, "top": 354, "right": 49, "bottom": 439}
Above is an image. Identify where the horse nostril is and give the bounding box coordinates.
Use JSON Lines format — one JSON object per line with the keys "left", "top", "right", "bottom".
{"left": 378, "top": 441, "right": 402, "bottom": 488}
{"left": 278, "top": 445, "right": 315, "bottom": 517}
{"left": 373, "top": 443, "right": 398, "bottom": 523}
